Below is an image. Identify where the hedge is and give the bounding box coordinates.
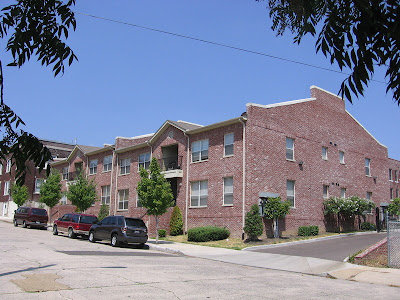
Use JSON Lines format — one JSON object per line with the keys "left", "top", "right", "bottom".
{"left": 158, "top": 229, "right": 166, "bottom": 238}
{"left": 298, "top": 225, "right": 319, "bottom": 236}
{"left": 360, "top": 222, "right": 376, "bottom": 231}
{"left": 187, "top": 226, "right": 230, "bottom": 242}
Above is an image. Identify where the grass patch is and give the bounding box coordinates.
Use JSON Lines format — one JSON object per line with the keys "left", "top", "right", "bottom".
{"left": 160, "top": 232, "right": 340, "bottom": 250}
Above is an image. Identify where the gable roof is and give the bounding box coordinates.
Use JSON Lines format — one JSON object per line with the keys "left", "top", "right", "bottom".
{"left": 50, "top": 144, "right": 103, "bottom": 166}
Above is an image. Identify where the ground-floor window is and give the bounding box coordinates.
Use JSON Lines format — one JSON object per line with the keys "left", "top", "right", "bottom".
{"left": 190, "top": 180, "right": 208, "bottom": 207}
{"left": 223, "top": 177, "right": 233, "bottom": 206}
{"left": 118, "top": 189, "right": 129, "bottom": 210}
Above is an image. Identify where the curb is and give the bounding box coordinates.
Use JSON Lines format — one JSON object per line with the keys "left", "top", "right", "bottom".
{"left": 242, "top": 231, "right": 382, "bottom": 251}
{"left": 147, "top": 243, "right": 184, "bottom": 255}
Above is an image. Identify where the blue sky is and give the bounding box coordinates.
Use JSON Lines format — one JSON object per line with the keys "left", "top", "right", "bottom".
{"left": 2, "top": 1, "right": 399, "bottom": 159}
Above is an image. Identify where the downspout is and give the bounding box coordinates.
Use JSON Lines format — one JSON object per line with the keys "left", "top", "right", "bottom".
{"left": 114, "top": 153, "right": 119, "bottom": 215}
{"left": 110, "top": 149, "right": 115, "bottom": 215}
{"left": 184, "top": 132, "right": 190, "bottom": 234}
{"left": 239, "top": 117, "right": 247, "bottom": 240}
{"left": 86, "top": 155, "right": 89, "bottom": 176}
{"left": 147, "top": 142, "right": 153, "bottom": 159}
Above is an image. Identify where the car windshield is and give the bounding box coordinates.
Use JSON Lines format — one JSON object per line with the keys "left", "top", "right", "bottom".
{"left": 31, "top": 208, "right": 47, "bottom": 216}
{"left": 125, "top": 218, "right": 145, "bottom": 227}
{"left": 80, "top": 216, "right": 98, "bottom": 224}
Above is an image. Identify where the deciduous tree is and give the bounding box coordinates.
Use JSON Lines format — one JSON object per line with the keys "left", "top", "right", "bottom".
{"left": 10, "top": 183, "right": 28, "bottom": 207}
{"left": 66, "top": 173, "right": 97, "bottom": 212}
{"left": 39, "top": 171, "right": 62, "bottom": 224}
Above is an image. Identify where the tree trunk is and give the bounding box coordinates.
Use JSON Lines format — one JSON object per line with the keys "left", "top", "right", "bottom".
{"left": 49, "top": 206, "right": 52, "bottom": 225}
{"left": 273, "top": 218, "right": 279, "bottom": 238}
{"left": 156, "top": 215, "right": 159, "bottom": 244}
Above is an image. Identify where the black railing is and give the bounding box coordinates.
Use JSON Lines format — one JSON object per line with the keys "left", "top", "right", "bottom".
{"left": 64, "top": 171, "right": 84, "bottom": 181}
{"left": 157, "top": 156, "right": 183, "bottom": 171}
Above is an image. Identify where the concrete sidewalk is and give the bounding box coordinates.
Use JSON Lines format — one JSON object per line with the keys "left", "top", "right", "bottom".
{"left": 147, "top": 238, "right": 400, "bottom": 288}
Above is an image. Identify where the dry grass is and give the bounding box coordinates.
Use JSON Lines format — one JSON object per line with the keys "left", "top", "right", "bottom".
{"left": 355, "top": 253, "right": 389, "bottom": 268}
{"left": 159, "top": 232, "right": 340, "bottom": 250}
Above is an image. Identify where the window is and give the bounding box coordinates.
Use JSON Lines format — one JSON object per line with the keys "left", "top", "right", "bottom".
{"left": 395, "top": 170, "right": 398, "bottom": 182}
{"left": 323, "top": 185, "right": 329, "bottom": 199}
{"left": 223, "top": 177, "right": 233, "bottom": 205}
{"left": 138, "top": 152, "right": 151, "bottom": 170}
{"left": 60, "top": 194, "right": 67, "bottom": 205}
{"left": 390, "top": 188, "right": 393, "bottom": 200}
{"left": 89, "top": 159, "right": 98, "bottom": 175}
{"left": 389, "top": 169, "right": 393, "bottom": 181}
{"left": 396, "top": 189, "right": 399, "bottom": 199}
{"left": 192, "top": 140, "right": 209, "bottom": 162}
{"left": 286, "top": 180, "right": 295, "bottom": 207}
{"left": 101, "top": 185, "right": 111, "bottom": 205}
{"left": 0, "top": 163, "right": 2, "bottom": 175}
{"left": 6, "top": 159, "right": 11, "bottom": 173}
{"left": 120, "top": 158, "right": 131, "bottom": 175}
{"left": 286, "top": 138, "right": 294, "bottom": 160}
{"left": 365, "top": 158, "right": 371, "bottom": 176}
{"left": 339, "top": 151, "right": 345, "bottom": 164}
{"left": 103, "top": 155, "right": 112, "bottom": 172}
{"left": 190, "top": 180, "right": 208, "bottom": 207}
{"left": 62, "top": 167, "right": 69, "bottom": 180}
{"left": 341, "top": 188, "right": 346, "bottom": 198}
{"left": 137, "top": 194, "right": 142, "bottom": 208}
{"left": 35, "top": 178, "right": 45, "bottom": 194}
{"left": 366, "top": 192, "right": 372, "bottom": 201}
{"left": 224, "top": 133, "right": 234, "bottom": 156}
{"left": 322, "top": 147, "right": 328, "bottom": 160}
{"left": 4, "top": 181, "right": 10, "bottom": 195}
{"left": 118, "top": 189, "right": 129, "bottom": 210}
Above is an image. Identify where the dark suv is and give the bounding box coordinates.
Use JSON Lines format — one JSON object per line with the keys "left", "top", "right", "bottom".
{"left": 53, "top": 213, "right": 98, "bottom": 238}
{"left": 88, "top": 216, "right": 148, "bottom": 247}
{"left": 13, "top": 207, "right": 48, "bottom": 229}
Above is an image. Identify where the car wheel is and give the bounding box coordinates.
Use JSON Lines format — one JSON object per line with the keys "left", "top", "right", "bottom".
{"left": 139, "top": 243, "right": 145, "bottom": 249}
{"left": 13, "top": 219, "right": 18, "bottom": 227}
{"left": 111, "top": 234, "right": 119, "bottom": 247}
{"left": 88, "top": 231, "right": 96, "bottom": 243}
{"left": 68, "top": 228, "right": 76, "bottom": 239}
{"left": 53, "top": 225, "right": 58, "bottom": 235}
{"left": 22, "top": 220, "right": 27, "bottom": 228}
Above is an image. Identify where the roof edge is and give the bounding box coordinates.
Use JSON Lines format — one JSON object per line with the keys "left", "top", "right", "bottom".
{"left": 310, "top": 85, "right": 344, "bottom": 101}
{"left": 187, "top": 116, "right": 245, "bottom": 134}
{"left": 115, "top": 142, "right": 150, "bottom": 154}
{"left": 247, "top": 97, "right": 316, "bottom": 109}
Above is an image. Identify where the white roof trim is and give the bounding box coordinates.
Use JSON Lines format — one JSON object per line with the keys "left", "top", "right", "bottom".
{"left": 115, "top": 133, "right": 154, "bottom": 140}
{"left": 176, "top": 120, "right": 203, "bottom": 127}
{"left": 310, "top": 85, "right": 344, "bottom": 101}
{"left": 346, "top": 110, "right": 386, "bottom": 148}
{"left": 247, "top": 98, "right": 316, "bottom": 109}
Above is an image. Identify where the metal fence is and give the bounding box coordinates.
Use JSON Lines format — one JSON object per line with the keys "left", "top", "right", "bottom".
{"left": 388, "top": 220, "right": 400, "bottom": 268}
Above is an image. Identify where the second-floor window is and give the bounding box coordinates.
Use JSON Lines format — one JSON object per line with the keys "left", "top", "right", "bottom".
{"left": 62, "top": 167, "right": 69, "bottom": 180}
{"left": 6, "top": 159, "right": 11, "bottom": 173}
{"left": 0, "top": 163, "right": 2, "bottom": 175}
{"left": 390, "top": 188, "right": 393, "bottom": 200}
{"left": 341, "top": 188, "right": 346, "bottom": 198}
{"left": 89, "top": 159, "right": 98, "bottom": 175}
{"left": 286, "top": 180, "right": 295, "bottom": 207}
{"left": 365, "top": 158, "right": 371, "bottom": 176}
{"left": 138, "top": 152, "right": 151, "bottom": 170}
{"left": 389, "top": 169, "right": 393, "bottom": 181}
{"left": 395, "top": 170, "right": 398, "bottom": 182}
{"left": 339, "top": 151, "right": 345, "bottom": 164}
{"left": 60, "top": 194, "right": 67, "bottom": 205}
{"left": 103, "top": 155, "right": 112, "bottom": 172}
{"left": 4, "top": 181, "right": 10, "bottom": 195}
{"left": 120, "top": 158, "right": 130, "bottom": 175}
{"left": 366, "top": 192, "right": 372, "bottom": 201}
{"left": 192, "top": 139, "right": 209, "bottom": 162}
{"left": 286, "top": 138, "right": 294, "bottom": 160}
{"left": 224, "top": 133, "right": 234, "bottom": 156}
{"left": 35, "top": 178, "right": 45, "bottom": 194}
{"left": 101, "top": 185, "right": 111, "bottom": 205}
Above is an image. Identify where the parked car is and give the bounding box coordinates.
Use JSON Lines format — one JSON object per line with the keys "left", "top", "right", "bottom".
{"left": 53, "top": 213, "right": 98, "bottom": 238}
{"left": 88, "top": 215, "right": 148, "bottom": 247}
{"left": 13, "top": 207, "right": 48, "bottom": 229}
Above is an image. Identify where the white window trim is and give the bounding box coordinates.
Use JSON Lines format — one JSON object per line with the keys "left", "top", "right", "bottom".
{"left": 117, "top": 189, "right": 129, "bottom": 211}
{"left": 34, "top": 178, "right": 45, "bottom": 194}
{"left": 223, "top": 133, "right": 234, "bottom": 157}
{"left": 339, "top": 151, "right": 345, "bottom": 164}
{"left": 286, "top": 180, "right": 295, "bottom": 208}
{"left": 4, "top": 181, "right": 10, "bottom": 196}
{"left": 191, "top": 139, "right": 209, "bottom": 163}
{"left": 138, "top": 152, "right": 151, "bottom": 171}
{"left": 89, "top": 159, "right": 98, "bottom": 175}
{"left": 190, "top": 180, "right": 208, "bottom": 208}
{"left": 323, "top": 185, "right": 329, "bottom": 199}
{"left": 286, "top": 137, "right": 295, "bottom": 161}
{"left": 101, "top": 185, "right": 111, "bottom": 205}
{"left": 365, "top": 158, "right": 371, "bottom": 177}
{"left": 341, "top": 188, "right": 347, "bottom": 198}
{"left": 322, "top": 147, "right": 328, "bottom": 160}
{"left": 389, "top": 169, "right": 393, "bottom": 181}
{"left": 62, "top": 167, "right": 69, "bottom": 181}
{"left": 6, "top": 159, "right": 11, "bottom": 173}
{"left": 120, "top": 158, "right": 131, "bottom": 175}
{"left": 103, "top": 155, "right": 113, "bottom": 173}
{"left": 223, "top": 177, "right": 234, "bottom": 206}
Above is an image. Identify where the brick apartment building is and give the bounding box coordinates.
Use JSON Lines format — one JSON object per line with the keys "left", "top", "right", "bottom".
{"left": 0, "top": 139, "right": 75, "bottom": 217}
{"left": 2, "top": 86, "right": 399, "bottom": 237}
{"left": 46, "top": 86, "right": 400, "bottom": 238}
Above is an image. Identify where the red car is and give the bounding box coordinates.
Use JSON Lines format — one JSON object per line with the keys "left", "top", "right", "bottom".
{"left": 53, "top": 213, "right": 98, "bottom": 238}
{"left": 13, "top": 207, "right": 48, "bottom": 229}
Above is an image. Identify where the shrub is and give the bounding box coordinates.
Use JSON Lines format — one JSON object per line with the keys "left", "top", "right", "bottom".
{"left": 98, "top": 204, "right": 109, "bottom": 222}
{"left": 158, "top": 229, "right": 166, "bottom": 238}
{"left": 243, "top": 204, "right": 263, "bottom": 241}
{"left": 169, "top": 206, "right": 183, "bottom": 236}
{"left": 298, "top": 225, "right": 319, "bottom": 236}
{"left": 360, "top": 222, "right": 376, "bottom": 231}
{"left": 188, "top": 226, "right": 230, "bottom": 242}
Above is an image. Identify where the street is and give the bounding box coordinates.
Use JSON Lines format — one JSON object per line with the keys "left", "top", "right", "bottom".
{"left": 248, "top": 232, "right": 387, "bottom": 261}
{"left": 0, "top": 221, "right": 398, "bottom": 299}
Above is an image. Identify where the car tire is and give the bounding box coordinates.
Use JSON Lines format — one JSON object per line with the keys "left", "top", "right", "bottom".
{"left": 139, "top": 243, "right": 145, "bottom": 249}
{"left": 53, "top": 225, "right": 58, "bottom": 235}
{"left": 111, "top": 234, "right": 119, "bottom": 247}
{"left": 13, "top": 219, "right": 18, "bottom": 227}
{"left": 68, "top": 228, "right": 76, "bottom": 239}
{"left": 88, "top": 231, "right": 96, "bottom": 243}
{"left": 22, "top": 220, "right": 27, "bottom": 228}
